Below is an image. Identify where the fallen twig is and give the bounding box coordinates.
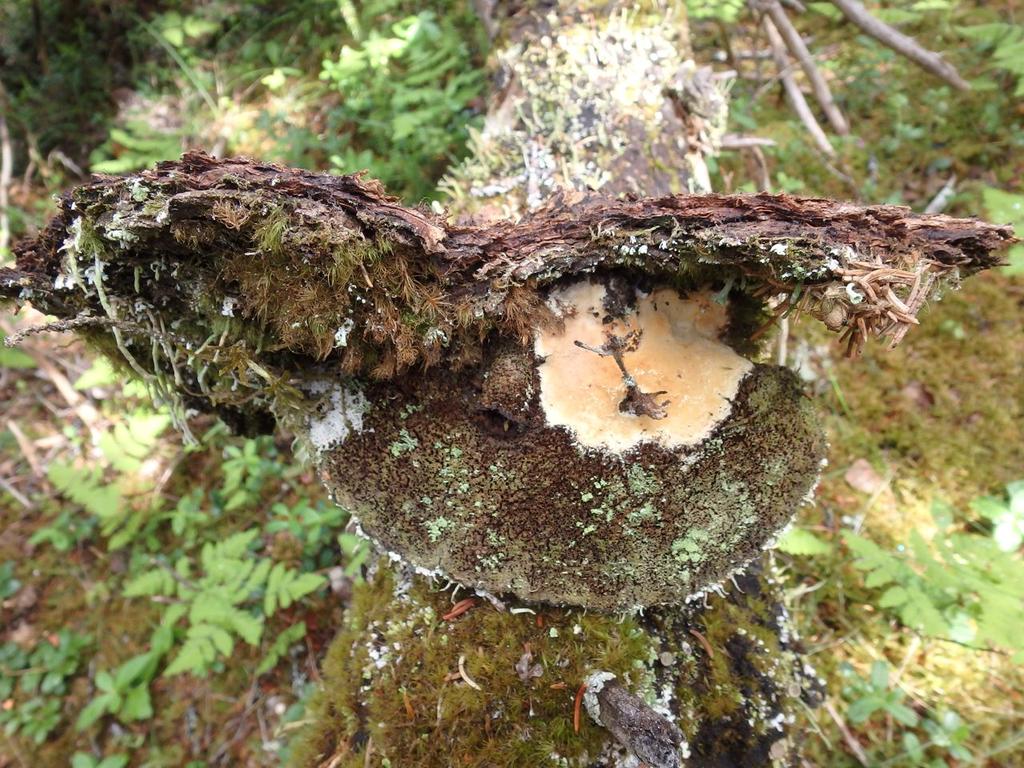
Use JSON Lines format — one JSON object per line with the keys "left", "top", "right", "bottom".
{"left": 759, "top": 0, "right": 850, "bottom": 135}
{"left": 763, "top": 16, "right": 836, "bottom": 156}
{"left": 823, "top": 698, "right": 869, "bottom": 766}
{"left": 924, "top": 175, "right": 957, "bottom": 214}
{"left": 829, "top": 0, "right": 971, "bottom": 91}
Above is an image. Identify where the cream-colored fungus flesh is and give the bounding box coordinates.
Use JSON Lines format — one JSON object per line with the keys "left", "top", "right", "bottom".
{"left": 534, "top": 281, "right": 753, "bottom": 453}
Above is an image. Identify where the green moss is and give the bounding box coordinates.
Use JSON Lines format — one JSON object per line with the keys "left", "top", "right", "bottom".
{"left": 255, "top": 205, "right": 289, "bottom": 255}
{"left": 291, "top": 561, "right": 816, "bottom": 767}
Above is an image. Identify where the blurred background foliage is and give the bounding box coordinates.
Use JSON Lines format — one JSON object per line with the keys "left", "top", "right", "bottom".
{"left": 0, "top": 0, "right": 487, "bottom": 208}
{"left": 0, "top": 0, "right": 1022, "bottom": 766}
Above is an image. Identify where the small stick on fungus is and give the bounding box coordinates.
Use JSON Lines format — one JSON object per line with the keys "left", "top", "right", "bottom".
{"left": 574, "top": 332, "right": 670, "bottom": 420}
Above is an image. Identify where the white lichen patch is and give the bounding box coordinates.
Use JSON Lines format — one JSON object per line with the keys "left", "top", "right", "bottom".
{"left": 534, "top": 281, "right": 752, "bottom": 453}
{"left": 334, "top": 318, "right": 355, "bottom": 348}
{"left": 306, "top": 381, "right": 370, "bottom": 452}
{"left": 583, "top": 671, "right": 619, "bottom": 724}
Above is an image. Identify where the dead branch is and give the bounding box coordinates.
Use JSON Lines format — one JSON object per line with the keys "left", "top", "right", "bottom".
{"left": 584, "top": 673, "right": 685, "bottom": 768}
{"left": 759, "top": 0, "right": 850, "bottom": 134}
{"left": 720, "top": 133, "right": 777, "bottom": 149}
{"left": 829, "top": 0, "right": 971, "bottom": 91}
{"left": 762, "top": 16, "right": 836, "bottom": 156}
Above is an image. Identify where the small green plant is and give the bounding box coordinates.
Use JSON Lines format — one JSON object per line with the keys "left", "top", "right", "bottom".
{"left": 338, "top": 531, "right": 371, "bottom": 577}
{"left": 267, "top": 498, "right": 347, "bottom": 566}
{"left": 775, "top": 527, "right": 832, "bottom": 556}
{"left": 904, "top": 710, "right": 973, "bottom": 767}
{"left": 255, "top": 622, "right": 308, "bottom": 677}
{"left": 959, "top": 23, "right": 1024, "bottom": 97}
{"left": 219, "top": 437, "right": 284, "bottom": 512}
{"left": 845, "top": 498, "right": 1024, "bottom": 661}
{"left": 970, "top": 480, "right": 1024, "bottom": 552}
{"left": 1, "top": 630, "right": 92, "bottom": 742}
{"left": 840, "top": 661, "right": 973, "bottom": 766}
{"left": 0, "top": 561, "right": 20, "bottom": 601}
{"left": 71, "top": 754, "right": 130, "bottom": 768}
{"left": 124, "top": 530, "right": 324, "bottom": 676}
{"left": 981, "top": 186, "right": 1024, "bottom": 275}
{"left": 28, "top": 506, "right": 99, "bottom": 551}
{"left": 841, "top": 660, "right": 919, "bottom": 727}
{"left": 45, "top": 408, "right": 171, "bottom": 549}
{"left": 75, "top": 625, "right": 172, "bottom": 730}
{"left": 319, "top": 3, "right": 485, "bottom": 199}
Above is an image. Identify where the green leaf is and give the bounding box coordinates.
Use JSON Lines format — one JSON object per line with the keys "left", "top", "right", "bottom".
{"left": 775, "top": 528, "right": 831, "bottom": 556}
{"left": 847, "top": 696, "right": 880, "bottom": 724}
{"left": 163, "top": 633, "right": 212, "bottom": 677}
{"left": 982, "top": 186, "right": 1024, "bottom": 275}
{"left": 123, "top": 569, "right": 175, "bottom": 598}
{"left": 225, "top": 609, "right": 263, "bottom": 646}
{"left": 75, "top": 694, "right": 113, "bottom": 730}
{"left": 888, "top": 702, "right": 919, "bottom": 727}
{"left": 878, "top": 585, "right": 909, "bottom": 608}
{"left": 73, "top": 358, "right": 117, "bottom": 390}
{"left": 95, "top": 670, "right": 115, "bottom": 693}
{"left": 870, "top": 661, "right": 889, "bottom": 691}
{"left": 903, "top": 732, "right": 924, "bottom": 762}
{"left": 255, "top": 622, "right": 307, "bottom": 676}
{"left": 113, "top": 654, "right": 153, "bottom": 689}
{"left": 0, "top": 345, "right": 36, "bottom": 369}
{"left": 120, "top": 684, "right": 153, "bottom": 721}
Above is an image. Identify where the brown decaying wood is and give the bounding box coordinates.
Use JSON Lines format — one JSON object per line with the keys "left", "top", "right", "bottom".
{"left": 2, "top": 152, "right": 1012, "bottom": 360}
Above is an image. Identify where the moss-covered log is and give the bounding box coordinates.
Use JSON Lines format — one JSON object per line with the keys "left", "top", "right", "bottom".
{"left": 289, "top": 560, "right": 823, "bottom": 768}
{"left": 0, "top": 2, "right": 1014, "bottom": 767}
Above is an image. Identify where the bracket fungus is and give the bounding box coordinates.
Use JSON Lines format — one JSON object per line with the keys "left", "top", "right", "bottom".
{"left": 322, "top": 273, "right": 825, "bottom": 609}
{"left": 1, "top": 153, "right": 1011, "bottom": 612}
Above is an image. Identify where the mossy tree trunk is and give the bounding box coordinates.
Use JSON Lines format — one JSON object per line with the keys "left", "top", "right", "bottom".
{"left": 298, "top": 6, "right": 824, "bottom": 766}
{"left": 0, "top": 3, "right": 1010, "bottom": 768}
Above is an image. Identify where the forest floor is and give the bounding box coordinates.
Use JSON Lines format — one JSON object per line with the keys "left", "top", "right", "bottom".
{"left": 1, "top": 1, "right": 1023, "bottom": 766}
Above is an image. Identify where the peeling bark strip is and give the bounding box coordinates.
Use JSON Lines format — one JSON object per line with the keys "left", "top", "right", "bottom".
{"left": 584, "top": 673, "right": 687, "bottom": 768}
{"left": 3, "top": 153, "right": 1012, "bottom": 375}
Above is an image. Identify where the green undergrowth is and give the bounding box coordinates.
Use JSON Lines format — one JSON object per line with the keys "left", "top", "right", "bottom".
{"left": 705, "top": 1, "right": 1024, "bottom": 227}
{"left": 1, "top": 0, "right": 488, "bottom": 207}
{"left": 776, "top": 272, "right": 1024, "bottom": 765}
{"left": 0, "top": 350, "right": 348, "bottom": 765}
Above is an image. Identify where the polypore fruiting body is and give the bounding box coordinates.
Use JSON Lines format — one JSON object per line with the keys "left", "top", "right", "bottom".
{"left": 320, "top": 276, "right": 825, "bottom": 610}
